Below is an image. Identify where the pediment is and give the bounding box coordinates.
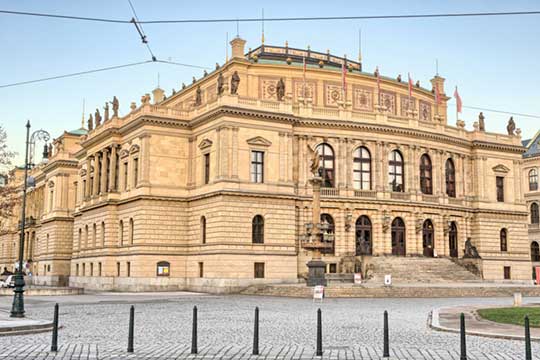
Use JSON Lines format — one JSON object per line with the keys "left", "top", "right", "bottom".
{"left": 492, "top": 164, "right": 510, "bottom": 173}
{"left": 129, "top": 144, "right": 140, "bottom": 154}
{"left": 198, "top": 138, "right": 213, "bottom": 150}
{"left": 119, "top": 149, "right": 130, "bottom": 158}
{"left": 246, "top": 136, "right": 272, "bottom": 147}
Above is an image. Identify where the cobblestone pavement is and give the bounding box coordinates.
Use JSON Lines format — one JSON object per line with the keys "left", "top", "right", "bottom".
{"left": 0, "top": 293, "right": 538, "bottom": 359}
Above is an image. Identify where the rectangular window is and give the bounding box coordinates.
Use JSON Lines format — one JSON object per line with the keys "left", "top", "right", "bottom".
{"left": 98, "top": 262, "right": 102, "bottom": 277}
{"left": 114, "top": 153, "right": 120, "bottom": 190}
{"left": 254, "top": 262, "right": 265, "bottom": 278}
{"left": 123, "top": 162, "right": 128, "bottom": 190}
{"left": 198, "top": 262, "right": 204, "bottom": 278}
{"left": 503, "top": 266, "right": 511, "bottom": 280}
{"left": 329, "top": 263, "right": 337, "bottom": 273}
{"left": 76, "top": 264, "right": 79, "bottom": 276}
{"left": 90, "top": 263, "right": 94, "bottom": 277}
{"left": 204, "top": 154, "right": 210, "bottom": 184}
{"left": 127, "top": 261, "right": 131, "bottom": 277}
{"left": 496, "top": 176, "right": 504, "bottom": 202}
{"left": 116, "top": 262, "right": 120, "bottom": 277}
{"left": 82, "top": 263, "right": 86, "bottom": 277}
{"left": 82, "top": 180, "right": 86, "bottom": 198}
{"left": 133, "top": 158, "right": 139, "bottom": 187}
{"left": 250, "top": 151, "right": 264, "bottom": 183}
{"left": 89, "top": 176, "right": 94, "bottom": 195}
{"left": 105, "top": 153, "right": 110, "bottom": 191}
{"left": 97, "top": 157, "right": 102, "bottom": 195}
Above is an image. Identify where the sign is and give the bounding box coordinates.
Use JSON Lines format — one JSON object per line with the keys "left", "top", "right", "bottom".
{"left": 536, "top": 267, "right": 540, "bottom": 285}
{"left": 384, "top": 274, "right": 392, "bottom": 286}
{"left": 354, "top": 273, "right": 362, "bottom": 285}
{"left": 313, "top": 285, "right": 324, "bottom": 301}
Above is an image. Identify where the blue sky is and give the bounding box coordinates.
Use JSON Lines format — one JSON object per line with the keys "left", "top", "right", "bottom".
{"left": 1, "top": 0, "right": 539, "bottom": 164}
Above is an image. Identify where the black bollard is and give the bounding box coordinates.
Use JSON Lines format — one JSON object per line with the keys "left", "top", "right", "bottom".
{"left": 383, "top": 310, "right": 389, "bottom": 358}
{"left": 525, "top": 315, "right": 532, "bottom": 360}
{"left": 460, "top": 313, "right": 467, "bottom": 360}
{"left": 50, "top": 303, "right": 59, "bottom": 352}
{"left": 316, "top": 308, "right": 322, "bottom": 356}
{"left": 253, "top": 307, "right": 259, "bottom": 355}
{"left": 191, "top": 306, "right": 198, "bottom": 354}
{"left": 127, "top": 305, "right": 134, "bottom": 353}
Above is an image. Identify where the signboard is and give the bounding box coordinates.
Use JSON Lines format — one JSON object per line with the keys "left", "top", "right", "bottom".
{"left": 536, "top": 267, "right": 540, "bottom": 285}
{"left": 354, "top": 273, "right": 362, "bottom": 285}
{"left": 384, "top": 274, "right": 392, "bottom": 286}
{"left": 313, "top": 285, "right": 324, "bottom": 301}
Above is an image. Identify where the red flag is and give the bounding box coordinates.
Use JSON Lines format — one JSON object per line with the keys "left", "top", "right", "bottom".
{"left": 302, "top": 56, "right": 307, "bottom": 98}
{"left": 375, "top": 66, "right": 381, "bottom": 92}
{"left": 408, "top": 73, "right": 413, "bottom": 98}
{"left": 454, "top": 86, "right": 462, "bottom": 113}
{"left": 341, "top": 60, "right": 347, "bottom": 96}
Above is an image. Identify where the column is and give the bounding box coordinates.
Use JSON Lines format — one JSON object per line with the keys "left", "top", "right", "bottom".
{"left": 85, "top": 157, "right": 92, "bottom": 198}
{"left": 92, "top": 153, "right": 100, "bottom": 196}
{"left": 109, "top": 145, "right": 118, "bottom": 191}
{"left": 279, "top": 132, "right": 285, "bottom": 182}
{"left": 293, "top": 135, "right": 300, "bottom": 184}
{"left": 187, "top": 137, "right": 195, "bottom": 187}
{"left": 345, "top": 139, "right": 352, "bottom": 189}
{"left": 100, "top": 149, "right": 109, "bottom": 194}
{"left": 439, "top": 151, "right": 445, "bottom": 197}
{"left": 406, "top": 145, "right": 413, "bottom": 193}
{"left": 287, "top": 133, "right": 293, "bottom": 182}
{"left": 232, "top": 127, "right": 239, "bottom": 179}
{"left": 139, "top": 135, "right": 151, "bottom": 187}
{"left": 375, "top": 141, "right": 383, "bottom": 192}
{"left": 514, "top": 159, "right": 522, "bottom": 203}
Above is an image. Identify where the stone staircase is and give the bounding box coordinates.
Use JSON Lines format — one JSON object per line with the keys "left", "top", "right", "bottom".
{"left": 365, "top": 256, "right": 481, "bottom": 284}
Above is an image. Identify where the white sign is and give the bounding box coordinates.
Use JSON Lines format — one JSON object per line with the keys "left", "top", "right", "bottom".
{"left": 384, "top": 274, "right": 392, "bottom": 286}
{"left": 354, "top": 273, "right": 362, "bottom": 285}
{"left": 313, "top": 285, "right": 324, "bottom": 301}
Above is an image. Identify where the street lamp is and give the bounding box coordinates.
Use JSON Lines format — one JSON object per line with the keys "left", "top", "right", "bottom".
{"left": 11, "top": 121, "right": 50, "bottom": 318}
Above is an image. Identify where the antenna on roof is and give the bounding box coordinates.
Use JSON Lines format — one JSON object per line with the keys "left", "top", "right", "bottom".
{"left": 261, "top": 8, "right": 265, "bottom": 44}
{"left": 236, "top": 18, "right": 240, "bottom": 38}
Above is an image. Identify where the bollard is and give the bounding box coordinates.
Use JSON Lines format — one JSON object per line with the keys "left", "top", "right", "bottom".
{"left": 253, "top": 307, "right": 259, "bottom": 355}
{"left": 127, "top": 305, "right": 134, "bottom": 353}
{"left": 191, "top": 306, "right": 198, "bottom": 354}
{"left": 383, "top": 310, "right": 389, "bottom": 358}
{"left": 460, "top": 313, "right": 467, "bottom": 360}
{"left": 316, "top": 308, "right": 322, "bottom": 356}
{"left": 525, "top": 315, "right": 532, "bottom": 360}
{"left": 50, "top": 303, "right": 59, "bottom": 352}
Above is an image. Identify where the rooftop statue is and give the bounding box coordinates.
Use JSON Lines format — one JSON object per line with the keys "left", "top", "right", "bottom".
{"left": 215, "top": 62, "right": 220, "bottom": 70}
{"left": 103, "top": 102, "right": 109, "bottom": 122}
{"left": 307, "top": 144, "right": 320, "bottom": 177}
{"left": 203, "top": 70, "right": 208, "bottom": 77}
{"left": 87, "top": 114, "right": 93, "bottom": 131}
{"left": 111, "top": 96, "right": 119, "bottom": 118}
{"left": 276, "top": 78, "right": 285, "bottom": 101}
{"left": 478, "top": 112, "right": 485, "bottom": 132}
{"left": 195, "top": 86, "right": 202, "bottom": 106}
{"left": 182, "top": 83, "right": 186, "bottom": 89}
{"left": 397, "top": 74, "right": 402, "bottom": 82}
{"left": 506, "top": 116, "right": 516, "bottom": 135}
{"left": 217, "top": 72, "right": 224, "bottom": 95}
{"left": 416, "top": 80, "right": 420, "bottom": 88}
{"left": 192, "top": 76, "right": 197, "bottom": 84}
{"left": 230, "top": 71, "right": 240, "bottom": 95}
{"left": 95, "top": 109, "right": 102, "bottom": 126}
{"left": 48, "top": 143, "right": 53, "bottom": 158}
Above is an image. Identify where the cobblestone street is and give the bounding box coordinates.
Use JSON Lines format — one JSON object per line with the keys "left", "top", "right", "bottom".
{"left": 0, "top": 293, "right": 538, "bottom": 359}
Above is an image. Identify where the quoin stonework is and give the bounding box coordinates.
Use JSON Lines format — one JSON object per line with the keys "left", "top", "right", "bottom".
{"left": 0, "top": 37, "right": 534, "bottom": 292}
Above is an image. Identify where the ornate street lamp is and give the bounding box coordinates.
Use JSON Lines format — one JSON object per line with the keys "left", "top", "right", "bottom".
{"left": 11, "top": 121, "right": 50, "bottom": 318}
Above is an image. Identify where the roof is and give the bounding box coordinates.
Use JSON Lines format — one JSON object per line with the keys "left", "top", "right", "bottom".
{"left": 66, "top": 128, "right": 88, "bottom": 136}
{"left": 523, "top": 131, "right": 540, "bottom": 158}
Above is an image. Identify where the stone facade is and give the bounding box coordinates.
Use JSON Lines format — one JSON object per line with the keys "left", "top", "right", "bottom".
{"left": 523, "top": 132, "right": 540, "bottom": 279}
{"left": 0, "top": 38, "right": 533, "bottom": 292}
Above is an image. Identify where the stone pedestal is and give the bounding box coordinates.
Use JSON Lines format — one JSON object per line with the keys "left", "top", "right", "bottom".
{"left": 307, "top": 259, "right": 327, "bottom": 286}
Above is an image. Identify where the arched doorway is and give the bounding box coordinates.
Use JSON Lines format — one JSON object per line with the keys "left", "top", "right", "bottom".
{"left": 531, "top": 241, "right": 540, "bottom": 262}
{"left": 320, "top": 213, "right": 335, "bottom": 255}
{"left": 449, "top": 222, "right": 458, "bottom": 258}
{"left": 355, "top": 216, "right": 372, "bottom": 255}
{"left": 422, "top": 220, "right": 435, "bottom": 257}
{"left": 391, "top": 218, "right": 406, "bottom": 256}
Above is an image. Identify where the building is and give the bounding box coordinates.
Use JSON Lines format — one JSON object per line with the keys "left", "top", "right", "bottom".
{"left": 523, "top": 132, "right": 540, "bottom": 279}
{"left": 0, "top": 38, "right": 532, "bottom": 292}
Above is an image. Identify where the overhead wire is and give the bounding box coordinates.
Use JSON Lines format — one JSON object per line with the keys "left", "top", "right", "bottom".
{"left": 127, "top": 0, "right": 156, "bottom": 61}
{"left": 447, "top": 103, "right": 540, "bottom": 119}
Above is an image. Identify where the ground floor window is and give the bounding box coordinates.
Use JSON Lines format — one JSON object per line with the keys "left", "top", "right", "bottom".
{"left": 76, "top": 264, "right": 79, "bottom": 276}
{"left": 116, "top": 262, "right": 120, "bottom": 277}
{"left": 98, "top": 262, "right": 102, "bottom": 277}
{"left": 198, "top": 262, "right": 204, "bottom": 278}
{"left": 157, "top": 261, "right": 170, "bottom": 276}
{"left": 90, "top": 263, "right": 94, "bottom": 277}
{"left": 127, "top": 262, "right": 131, "bottom": 277}
{"left": 254, "top": 262, "right": 265, "bottom": 278}
{"left": 328, "top": 263, "right": 337, "bottom": 273}
{"left": 503, "top": 266, "right": 511, "bottom": 280}
{"left": 82, "top": 263, "right": 85, "bottom": 276}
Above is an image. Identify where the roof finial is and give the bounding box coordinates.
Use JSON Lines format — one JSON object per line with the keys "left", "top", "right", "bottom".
{"left": 236, "top": 18, "right": 240, "bottom": 38}
{"left": 261, "top": 8, "right": 265, "bottom": 44}
{"left": 358, "top": 28, "right": 362, "bottom": 62}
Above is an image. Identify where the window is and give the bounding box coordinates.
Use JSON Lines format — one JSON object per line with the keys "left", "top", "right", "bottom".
{"left": 500, "top": 228, "right": 508, "bottom": 252}
{"left": 119, "top": 220, "right": 124, "bottom": 246}
{"left": 503, "top": 266, "right": 511, "bottom": 280}
{"left": 105, "top": 153, "right": 110, "bottom": 191}
{"left": 531, "top": 242, "right": 540, "bottom": 262}
{"left": 355, "top": 215, "right": 372, "bottom": 256}
{"left": 198, "top": 262, "right": 204, "bottom": 278}
{"left": 316, "top": 143, "right": 335, "bottom": 188}
{"left": 49, "top": 189, "right": 54, "bottom": 212}
{"left": 98, "top": 262, "right": 102, "bottom": 276}
{"left": 89, "top": 175, "right": 94, "bottom": 195}
{"left": 133, "top": 158, "right": 139, "bottom": 187}
{"left": 76, "top": 264, "right": 79, "bottom": 276}
{"left": 82, "top": 263, "right": 86, "bottom": 276}
{"left": 116, "top": 262, "right": 120, "bottom": 277}
{"left": 123, "top": 162, "right": 128, "bottom": 190}
{"left": 92, "top": 223, "right": 97, "bottom": 247}
{"left": 320, "top": 213, "right": 335, "bottom": 255}
{"left": 252, "top": 215, "right": 264, "bottom": 244}
{"left": 129, "top": 218, "right": 134, "bottom": 244}
{"left": 419, "top": 154, "right": 433, "bottom": 195}
{"left": 422, "top": 219, "right": 435, "bottom": 257}
{"left": 114, "top": 152, "right": 120, "bottom": 190}
{"left": 254, "top": 262, "right": 265, "bottom": 278}
{"left": 97, "top": 157, "right": 102, "bottom": 195}
{"left": 201, "top": 216, "right": 206, "bottom": 244}
{"left": 532, "top": 203, "right": 540, "bottom": 224}
{"left": 388, "top": 150, "right": 404, "bottom": 192}
{"left": 446, "top": 158, "right": 456, "bottom": 198}
{"left": 82, "top": 179, "right": 87, "bottom": 198}
{"left": 127, "top": 262, "right": 131, "bottom": 277}
{"left": 496, "top": 176, "right": 504, "bottom": 202}
{"left": 157, "top": 261, "right": 170, "bottom": 276}
{"left": 530, "top": 169, "right": 539, "bottom": 191}
{"left": 204, "top": 153, "right": 210, "bottom": 184}
{"left": 251, "top": 151, "right": 264, "bottom": 183}
{"left": 101, "top": 222, "right": 105, "bottom": 247}
{"left": 391, "top": 217, "right": 406, "bottom": 256}
{"left": 353, "top": 147, "right": 371, "bottom": 190}
{"left": 90, "top": 263, "right": 94, "bottom": 277}
{"left": 328, "top": 263, "right": 337, "bottom": 274}
{"left": 78, "top": 228, "right": 82, "bottom": 250}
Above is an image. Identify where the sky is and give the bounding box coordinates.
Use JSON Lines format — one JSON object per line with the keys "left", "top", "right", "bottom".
{"left": 1, "top": 0, "right": 539, "bottom": 165}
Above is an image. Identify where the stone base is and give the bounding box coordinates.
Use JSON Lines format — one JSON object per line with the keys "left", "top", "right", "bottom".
{"left": 306, "top": 260, "right": 327, "bottom": 286}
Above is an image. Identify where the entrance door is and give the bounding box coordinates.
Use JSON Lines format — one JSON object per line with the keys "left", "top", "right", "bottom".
{"left": 449, "top": 222, "right": 458, "bottom": 258}
{"left": 355, "top": 216, "right": 372, "bottom": 255}
{"left": 391, "top": 218, "right": 406, "bottom": 256}
{"left": 422, "top": 220, "right": 434, "bottom": 257}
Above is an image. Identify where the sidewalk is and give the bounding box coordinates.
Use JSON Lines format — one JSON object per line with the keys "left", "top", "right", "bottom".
{"left": 0, "top": 310, "right": 53, "bottom": 336}
{"left": 431, "top": 304, "right": 540, "bottom": 341}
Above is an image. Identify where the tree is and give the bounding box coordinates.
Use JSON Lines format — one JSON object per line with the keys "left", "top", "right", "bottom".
{"left": 0, "top": 126, "right": 18, "bottom": 219}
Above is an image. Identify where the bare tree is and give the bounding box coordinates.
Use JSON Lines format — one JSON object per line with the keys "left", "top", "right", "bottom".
{"left": 0, "top": 126, "right": 18, "bottom": 219}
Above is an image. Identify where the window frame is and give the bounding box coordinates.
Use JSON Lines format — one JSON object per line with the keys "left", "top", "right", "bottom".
{"left": 388, "top": 150, "right": 404, "bottom": 192}
{"left": 250, "top": 150, "right": 265, "bottom": 183}
{"left": 316, "top": 143, "right": 335, "bottom": 188}
{"left": 353, "top": 146, "right": 371, "bottom": 190}
{"left": 254, "top": 262, "right": 265, "bottom": 279}
{"left": 204, "top": 153, "right": 210, "bottom": 184}
{"left": 496, "top": 176, "right": 505, "bottom": 202}
{"left": 419, "top": 154, "right": 433, "bottom": 195}
{"left": 252, "top": 215, "right": 265, "bottom": 244}
{"left": 445, "top": 158, "right": 456, "bottom": 198}
{"left": 500, "top": 228, "right": 508, "bottom": 252}
{"left": 530, "top": 169, "right": 539, "bottom": 191}
{"left": 531, "top": 202, "right": 539, "bottom": 224}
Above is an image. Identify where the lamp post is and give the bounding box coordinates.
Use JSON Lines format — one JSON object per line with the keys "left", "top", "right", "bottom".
{"left": 11, "top": 121, "right": 50, "bottom": 318}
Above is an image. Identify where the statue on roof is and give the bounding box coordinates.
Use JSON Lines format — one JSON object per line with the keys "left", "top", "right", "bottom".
{"left": 507, "top": 116, "right": 516, "bottom": 136}
{"left": 103, "top": 102, "right": 109, "bottom": 122}
{"left": 203, "top": 70, "right": 208, "bottom": 77}
{"left": 192, "top": 76, "right": 197, "bottom": 84}
{"left": 87, "top": 114, "right": 94, "bottom": 131}
{"left": 111, "top": 96, "right": 119, "bottom": 118}
{"left": 95, "top": 108, "right": 102, "bottom": 126}
{"left": 478, "top": 112, "right": 485, "bottom": 131}
{"left": 217, "top": 72, "right": 224, "bottom": 95}
{"left": 416, "top": 80, "right": 420, "bottom": 88}
{"left": 397, "top": 74, "right": 402, "bottom": 82}
{"left": 182, "top": 83, "right": 186, "bottom": 89}
{"left": 230, "top": 71, "right": 240, "bottom": 95}
{"left": 215, "top": 62, "right": 220, "bottom": 70}
{"left": 195, "top": 86, "right": 202, "bottom": 106}
{"left": 276, "top": 78, "right": 285, "bottom": 101}
{"left": 48, "top": 143, "right": 53, "bottom": 158}
{"left": 172, "top": 88, "right": 176, "bottom": 95}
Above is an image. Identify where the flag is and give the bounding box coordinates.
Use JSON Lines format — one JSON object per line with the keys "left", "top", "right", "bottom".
{"left": 375, "top": 66, "right": 381, "bottom": 103}
{"left": 408, "top": 73, "right": 413, "bottom": 98}
{"left": 302, "top": 56, "right": 307, "bottom": 98}
{"left": 454, "top": 86, "right": 462, "bottom": 113}
{"left": 341, "top": 60, "right": 347, "bottom": 97}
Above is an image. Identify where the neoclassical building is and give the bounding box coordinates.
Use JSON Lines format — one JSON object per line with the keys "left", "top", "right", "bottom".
{"left": 523, "top": 132, "right": 540, "bottom": 279}
{"left": 0, "top": 38, "right": 532, "bottom": 291}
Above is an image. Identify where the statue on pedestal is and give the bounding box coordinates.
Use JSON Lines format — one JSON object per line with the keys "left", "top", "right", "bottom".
{"left": 307, "top": 144, "right": 320, "bottom": 176}
{"left": 506, "top": 116, "right": 516, "bottom": 135}
{"left": 111, "top": 96, "right": 119, "bottom": 118}
{"left": 87, "top": 114, "right": 94, "bottom": 131}
{"left": 217, "top": 72, "right": 224, "bottom": 95}
{"left": 103, "top": 102, "right": 109, "bottom": 122}
{"left": 478, "top": 112, "right": 485, "bottom": 132}
{"left": 276, "top": 78, "right": 285, "bottom": 101}
{"left": 195, "top": 86, "right": 202, "bottom": 106}
{"left": 95, "top": 109, "right": 102, "bottom": 126}
{"left": 464, "top": 238, "right": 480, "bottom": 259}
{"left": 230, "top": 71, "right": 240, "bottom": 95}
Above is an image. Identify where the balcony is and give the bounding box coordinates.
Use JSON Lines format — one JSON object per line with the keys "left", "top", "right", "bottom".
{"left": 390, "top": 192, "right": 410, "bottom": 201}
{"left": 422, "top": 194, "right": 440, "bottom": 203}
{"left": 321, "top": 188, "right": 340, "bottom": 197}
{"left": 354, "top": 190, "right": 377, "bottom": 198}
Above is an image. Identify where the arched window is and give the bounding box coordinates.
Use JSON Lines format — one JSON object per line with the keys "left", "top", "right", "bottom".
{"left": 320, "top": 213, "right": 335, "bottom": 255}
{"left": 84, "top": 225, "right": 89, "bottom": 248}
{"left": 391, "top": 217, "right": 406, "bottom": 256}
{"left": 531, "top": 203, "right": 539, "bottom": 224}
{"left": 119, "top": 220, "right": 124, "bottom": 246}
{"left": 316, "top": 143, "right": 335, "bottom": 188}
{"left": 101, "top": 221, "right": 106, "bottom": 247}
{"left": 500, "top": 228, "right": 508, "bottom": 252}
{"left": 355, "top": 215, "right": 372, "bottom": 255}
{"left": 252, "top": 215, "right": 264, "bottom": 244}
{"left": 200, "top": 216, "right": 206, "bottom": 244}
{"left": 449, "top": 222, "right": 458, "bottom": 258}
{"left": 78, "top": 228, "right": 82, "bottom": 250}
{"left": 530, "top": 169, "right": 539, "bottom": 191}
{"left": 353, "top": 147, "right": 371, "bottom": 190}
{"left": 388, "top": 150, "right": 404, "bottom": 192}
{"left": 92, "top": 223, "right": 97, "bottom": 247}
{"left": 419, "top": 154, "right": 433, "bottom": 195}
{"left": 129, "top": 218, "right": 134, "bottom": 245}
{"left": 532, "top": 241, "right": 540, "bottom": 262}
{"left": 446, "top": 158, "right": 456, "bottom": 198}
{"left": 422, "top": 219, "right": 435, "bottom": 257}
